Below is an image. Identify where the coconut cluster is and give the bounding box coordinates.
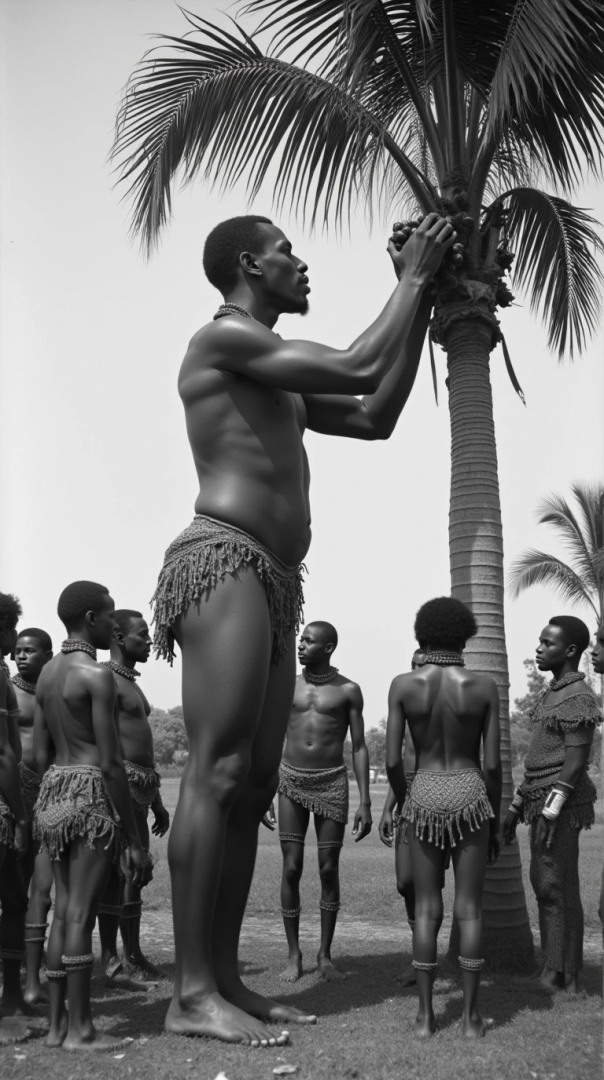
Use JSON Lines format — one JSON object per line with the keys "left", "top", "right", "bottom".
{"left": 390, "top": 217, "right": 466, "bottom": 266}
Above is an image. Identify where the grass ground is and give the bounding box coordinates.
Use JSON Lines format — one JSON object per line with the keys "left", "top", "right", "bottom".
{"left": 2, "top": 781, "right": 602, "bottom": 1080}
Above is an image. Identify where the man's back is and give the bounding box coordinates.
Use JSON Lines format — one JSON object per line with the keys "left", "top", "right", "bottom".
{"left": 37, "top": 655, "right": 112, "bottom": 767}
{"left": 396, "top": 665, "right": 496, "bottom": 771}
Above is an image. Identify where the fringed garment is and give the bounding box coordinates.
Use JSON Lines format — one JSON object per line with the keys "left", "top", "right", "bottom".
{"left": 278, "top": 761, "right": 349, "bottom": 824}
{"left": 0, "top": 789, "right": 14, "bottom": 848}
{"left": 151, "top": 515, "right": 305, "bottom": 666}
{"left": 19, "top": 762, "right": 41, "bottom": 821}
{"left": 124, "top": 760, "right": 160, "bottom": 814}
{"left": 520, "top": 689, "right": 601, "bottom": 829}
{"left": 403, "top": 769, "right": 494, "bottom": 849}
{"left": 33, "top": 764, "right": 121, "bottom": 861}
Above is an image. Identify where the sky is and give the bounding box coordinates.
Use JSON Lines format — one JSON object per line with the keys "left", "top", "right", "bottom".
{"left": 1, "top": 0, "right": 603, "bottom": 727}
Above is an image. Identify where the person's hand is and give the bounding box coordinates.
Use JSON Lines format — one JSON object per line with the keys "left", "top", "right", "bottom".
{"left": 151, "top": 805, "right": 170, "bottom": 837}
{"left": 352, "top": 804, "right": 372, "bottom": 842}
{"left": 125, "top": 843, "right": 154, "bottom": 888}
{"left": 261, "top": 802, "right": 276, "bottom": 831}
{"left": 488, "top": 826, "right": 501, "bottom": 865}
{"left": 378, "top": 808, "right": 394, "bottom": 848}
{"left": 13, "top": 821, "right": 28, "bottom": 858}
{"left": 502, "top": 810, "right": 519, "bottom": 845}
{"left": 535, "top": 814, "right": 557, "bottom": 851}
{"left": 388, "top": 213, "right": 456, "bottom": 282}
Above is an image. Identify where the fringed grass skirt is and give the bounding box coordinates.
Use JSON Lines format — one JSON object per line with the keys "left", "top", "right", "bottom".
{"left": 19, "top": 762, "right": 41, "bottom": 821}
{"left": 403, "top": 768, "right": 493, "bottom": 849}
{"left": 151, "top": 515, "right": 305, "bottom": 666}
{"left": 278, "top": 761, "right": 349, "bottom": 824}
{"left": 0, "top": 790, "right": 14, "bottom": 848}
{"left": 124, "top": 760, "right": 160, "bottom": 814}
{"left": 33, "top": 764, "right": 121, "bottom": 861}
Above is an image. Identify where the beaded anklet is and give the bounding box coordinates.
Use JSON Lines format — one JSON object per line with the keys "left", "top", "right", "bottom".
{"left": 458, "top": 955, "right": 485, "bottom": 971}
{"left": 281, "top": 906, "right": 301, "bottom": 919}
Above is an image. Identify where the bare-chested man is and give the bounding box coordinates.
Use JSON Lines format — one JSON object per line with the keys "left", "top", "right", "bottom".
{"left": 33, "top": 581, "right": 152, "bottom": 1051}
{"left": 0, "top": 593, "right": 31, "bottom": 1034}
{"left": 98, "top": 609, "right": 169, "bottom": 982}
{"left": 277, "top": 621, "right": 371, "bottom": 982}
{"left": 386, "top": 598, "right": 501, "bottom": 1038}
{"left": 150, "top": 212, "right": 456, "bottom": 1045}
{"left": 12, "top": 628, "right": 54, "bottom": 1005}
{"left": 590, "top": 624, "right": 604, "bottom": 935}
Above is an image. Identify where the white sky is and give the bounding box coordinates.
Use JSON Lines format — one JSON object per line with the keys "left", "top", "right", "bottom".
{"left": 1, "top": 0, "right": 603, "bottom": 726}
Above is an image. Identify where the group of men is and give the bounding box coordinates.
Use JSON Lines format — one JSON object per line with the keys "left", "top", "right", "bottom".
{"left": 0, "top": 211, "right": 602, "bottom": 1052}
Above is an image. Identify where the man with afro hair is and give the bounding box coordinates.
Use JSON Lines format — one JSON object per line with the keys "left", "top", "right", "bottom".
{"left": 386, "top": 597, "right": 501, "bottom": 1037}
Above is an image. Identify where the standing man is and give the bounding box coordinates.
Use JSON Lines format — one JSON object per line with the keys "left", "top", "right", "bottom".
{"left": 12, "top": 628, "right": 54, "bottom": 1005}
{"left": 504, "top": 616, "right": 600, "bottom": 993}
{"left": 98, "top": 609, "right": 169, "bottom": 981}
{"left": 387, "top": 598, "right": 501, "bottom": 1038}
{"left": 0, "top": 593, "right": 31, "bottom": 1024}
{"left": 278, "top": 621, "right": 371, "bottom": 982}
{"left": 151, "top": 212, "right": 456, "bottom": 1045}
{"left": 590, "top": 624, "right": 604, "bottom": 935}
{"left": 33, "top": 581, "right": 152, "bottom": 1051}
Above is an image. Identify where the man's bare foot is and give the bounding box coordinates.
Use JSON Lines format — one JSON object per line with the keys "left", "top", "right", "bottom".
{"left": 414, "top": 1012, "right": 437, "bottom": 1037}
{"left": 104, "top": 957, "right": 155, "bottom": 991}
{"left": 317, "top": 955, "right": 346, "bottom": 981}
{"left": 0, "top": 1018, "right": 35, "bottom": 1046}
{"left": 45, "top": 1015, "right": 69, "bottom": 1049}
{"left": 512, "top": 968, "right": 564, "bottom": 993}
{"left": 462, "top": 1015, "right": 494, "bottom": 1038}
{"left": 564, "top": 975, "right": 581, "bottom": 994}
{"left": 62, "top": 1031, "right": 128, "bottom": 1052}
{"left": 394, "top": 966, "right": 416, "bottom": 986}
{"left": 224, "top": 985, "right": 317, "bottom": 1026}
{"left": 165, "top": 991, "right": 291, "bottom": 1045}
{"left": 126, "top": 953, "right": 163, "bottom": 978}
{"left": 279, "top": 956, "right": 303, "bottom": 983}
{"left": 23, "top": 983, "right": 49, "bottom": 1005}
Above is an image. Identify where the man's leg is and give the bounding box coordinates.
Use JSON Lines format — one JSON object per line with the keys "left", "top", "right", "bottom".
{"left": 315, "top": 815, "right": 346, "bottom": 980}
{"left": 165, "top": 569, "right": 290, "bottom": 1046}
{"left": 45, "top": 856, "right": 68, "bottom": 1047}
{"left": 62, "top": 837, "right": 120, "bottom": 1051}
{"left": 409, "top": 831, "right": 446, "bottom": 1037}
{"left": 0, "top": 848, "right": 31, "bottom": 1016}
{"left": 394, "top": 828, "right": 416, "bottom": 985}
{"left": 529, "top": 822, "right": 566, "bottom": 990}
{"left": 98, "top": 865, "right": 124, "bottom": 980}
{"left": 23, "top": 849, "right": 53, "bottom": 1004}
{"left": 120, "top": 809, "right": 161, "bottom": 977}
{"left": 278, "top": 793, "right": 309, "bottom": 981}
{"left": 451, "top": 823, "right": 492, "bottom": 1037}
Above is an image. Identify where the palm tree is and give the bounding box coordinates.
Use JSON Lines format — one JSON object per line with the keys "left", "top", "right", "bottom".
{"left": 508, "top": 483, "right": 604, "bottom": 624}
{"left": 111, "top": 0, "right": 604, "bottom": 968}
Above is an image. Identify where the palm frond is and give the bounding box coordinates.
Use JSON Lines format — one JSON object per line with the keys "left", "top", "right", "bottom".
{"left": 111, "top": 13, "right": 435, "bottom": 250}
{"left": 507, "top": 549, "right": 600, "bottom": 620}
{"left": 535, "top": 492, "right": 600, "bottom": 594}
{"left": 499, "top": 187, "right": 604, "bottom": 357}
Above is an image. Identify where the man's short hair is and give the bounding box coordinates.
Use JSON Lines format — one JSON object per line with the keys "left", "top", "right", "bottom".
{"left": 307, "top": 621, "right": 338, "bottom": 648}
{"left": 57, "top": 581, "right": 110, "bottom": 632}
{"left": 414, "top": 597, "right": 477, "bottom": 651}
{"left": 17, "top": 627, "right": 52, "bottom": 652}
{"left": 548, "top": 615, "right": 590, "bottom": 656}
{"left": 0, "top": 592, "right": 22, "bottom": 633}
{"left": 114, "top": 609, "right": 143, "bottom": 637}
{"left": 203, "top": 215, "right": 273, "bottom": 293}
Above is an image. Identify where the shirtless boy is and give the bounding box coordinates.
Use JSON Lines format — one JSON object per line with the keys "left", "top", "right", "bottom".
{"left": 591, "top": 624, "right": 604, "bottom": 934}
{"left": 278, "top": 621, "right": 371, "bottom": 981}
{"left": 98, "top": 609, "right": 169, "bottom": 981}
{"left": 12, "top": 628, "right": 54, "bottom": 1005}
{"left": 0, "top": 593, "right": 31, "bottom": 1026}
{"left": 503, "top": 616, "right": 600, "bottom": 992}
{"left": 386, "top": 598, "right": 501, "bottom": 1038}
{"left": 33, "top": 581, "right": 152, "bottom": 1051}
{"left": 151, "top": 212, "right": 455, "bottom": 1045}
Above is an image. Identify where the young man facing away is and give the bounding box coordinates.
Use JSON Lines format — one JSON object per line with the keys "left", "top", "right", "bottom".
{"left": 504, "top": 615, "right": 600, "bottom": 993}
{"left": 33, "top": 581, "right": 152, "bottom": 1051}
{"left": 150, "top": 213, "right": 456, "bottom": 1045}
{"left": 277, "top": 621, "right": 371, "bottom": 982}
{"left": 98, "top": 609, "right": 169, "bottom": 982}
{"left": 386, "top": 598, "right": 501, "bottom": 1038}
{"left": 12, "top": 628, "right": 54, "bottom": 1006}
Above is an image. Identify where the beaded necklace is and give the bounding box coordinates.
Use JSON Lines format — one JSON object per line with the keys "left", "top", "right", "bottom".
{"left": 102, "top": 660, "right": 140, "bottom": 682}
{"left": 549, "top": 671, "right": 585, "bottom": 692}
{"left": 214, "top": 303, "right": 258, "bottom": 323}
{"left": 424, "top": 651, "right": 465, "bottom": 667}
{"left": 61, "top": 639, "right": 97, "bottom": 660}
{"left": 303, "top": 666, "right": 339, "bottom": 685}
{"left": 12, "top": 674, "right": 37, "bottom": 695}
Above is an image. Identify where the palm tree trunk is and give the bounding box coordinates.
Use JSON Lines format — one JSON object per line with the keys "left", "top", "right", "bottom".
{"left": 441, "top": 307, "right": 535, "bottom": 970}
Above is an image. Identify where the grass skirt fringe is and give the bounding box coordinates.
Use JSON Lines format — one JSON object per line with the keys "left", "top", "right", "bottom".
{"left": 124, "top": 760, "right": 160, "bottom": 813}
{"left": 151, "top": 515, "right": 305, "bottom": 666}
{"left": 19, "top": 762, "right": 40, "bottom": 820}
{"left": 0, "top": 790, "right": 14, "bottom": 847}
{"left": 33, "top": 764, "right": 121, "bottom": 861}
{"left": 403, "top": 769, "right": 494, "bottom": 849}
{"left": 278, "top": 761, "right": 349, "bottom": 824}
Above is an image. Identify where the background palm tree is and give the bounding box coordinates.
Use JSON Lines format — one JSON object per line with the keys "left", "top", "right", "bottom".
{"left": 112, "top": 0, "right": 604, "bottom": 967}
